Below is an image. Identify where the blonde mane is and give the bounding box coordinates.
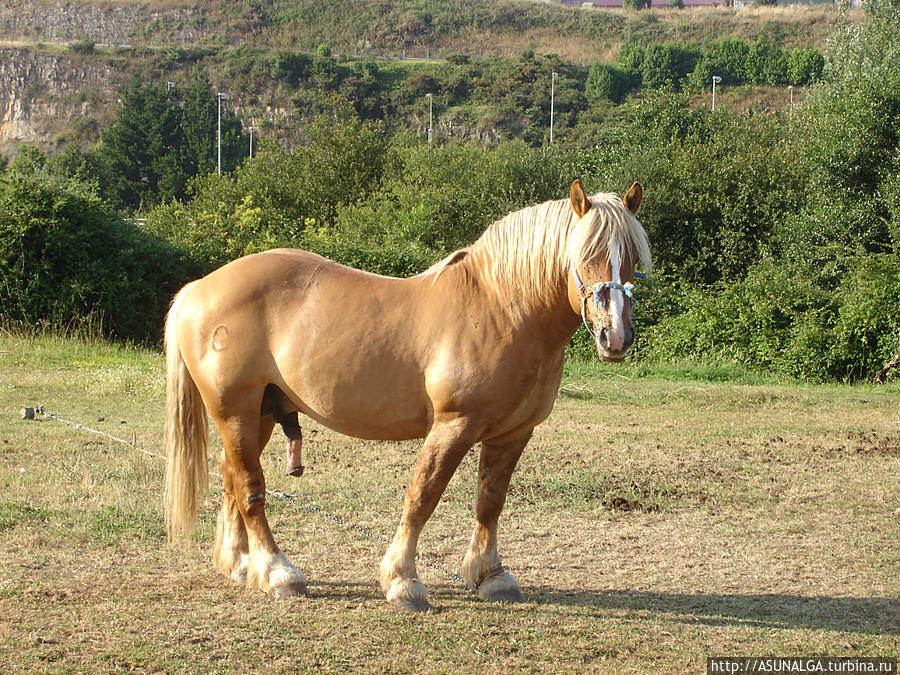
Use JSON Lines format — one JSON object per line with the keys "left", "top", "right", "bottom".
{"left": 422, "top": 192, "right": 652, "bottom": 311}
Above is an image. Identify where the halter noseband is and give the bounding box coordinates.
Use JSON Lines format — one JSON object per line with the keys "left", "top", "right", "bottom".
{"left": 569, "top": 264, "right": 642, "bottom": 336}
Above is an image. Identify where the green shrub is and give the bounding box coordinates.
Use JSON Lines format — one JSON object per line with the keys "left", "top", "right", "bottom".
{"left": 0, "top": 169, "right": 198, "bottom": 342}
{"left": 586, "top": 63, "right": 629, "bottom": 103}
{"left": 786, "top": 48, "right": 824, "bottom": 86}
{"left": 745, "top": 38, "right": 788, "bottom": 86}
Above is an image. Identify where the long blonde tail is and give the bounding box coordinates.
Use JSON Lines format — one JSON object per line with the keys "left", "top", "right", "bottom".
{"left": 164, "top": 285, "right": 209, "bottom": 541}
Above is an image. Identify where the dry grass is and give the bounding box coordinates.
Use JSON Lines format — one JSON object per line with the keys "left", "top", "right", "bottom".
{"left": 440, "top": 5, "right": 852, "bottom": 64}
{"left": 1, "top": 332, "right": 898, "bottom": 672}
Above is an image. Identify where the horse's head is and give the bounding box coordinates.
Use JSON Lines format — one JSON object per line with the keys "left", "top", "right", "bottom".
{"left": 566, "top": 179, "right": 649, "bottom": 363}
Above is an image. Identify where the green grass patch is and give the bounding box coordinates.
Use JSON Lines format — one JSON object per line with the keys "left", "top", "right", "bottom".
{"left": 0, "top": 500, "right": 54, "bottom": 531}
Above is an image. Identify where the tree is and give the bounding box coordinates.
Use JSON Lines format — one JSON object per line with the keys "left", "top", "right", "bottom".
{"left": 93, "top": 71, "right": 246, "bottom": 212}
{"left": 93, "top": 76, "right": 185, "bottom": 210}
{"left": 180, "top": 69, "right": 244, "bottom": 177}
{"left": 586, "top": 63, "right": 629, "bottom": 103}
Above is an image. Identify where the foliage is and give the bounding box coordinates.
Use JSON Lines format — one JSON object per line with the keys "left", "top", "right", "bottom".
{"left": 0, "top": 161, "right": 198, "bottom": 342}
{"left": 585, "top": 63, "right": 629, "bottom": 104}
{"left": 786, "top": 48, "right": 824, "bottom": 86}
{"left": 337, "top": 139, "right": 575, "bottom": 256}
{"left": 92, "top": 72, "right": 246, "bottom": 211}
{"left": 784, "top": 0, "right": 900, "bottom": 282}
{"left": 634, "top": 1, "right": 900, "bottom": 381}
{"left": 5, "top": 4, "right": 892, "bottom": 381}
{"left": 586, "top": 95, "right": 802, "bottom": 285}
{"left": 144, "top": 104, "right": 393, "bottom": 270}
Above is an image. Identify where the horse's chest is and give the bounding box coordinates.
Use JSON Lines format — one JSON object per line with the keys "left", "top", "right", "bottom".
{"left": 477, "top": 354, "right": 564, "bottom": 434}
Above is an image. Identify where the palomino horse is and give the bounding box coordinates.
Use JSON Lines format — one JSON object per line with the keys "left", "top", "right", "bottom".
{"left": 164, "top": 179, "right": 651, "bottom": 611}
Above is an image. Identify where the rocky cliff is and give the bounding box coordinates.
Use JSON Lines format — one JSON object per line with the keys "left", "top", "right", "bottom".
{"left": 0, "top": 0, "right": 203, "bottom": 46}
{"left": 0, "top": 48, "right": 120, "bottom": 151}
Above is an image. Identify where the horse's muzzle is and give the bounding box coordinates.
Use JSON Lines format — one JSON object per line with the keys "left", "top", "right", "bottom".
{"left": 595, "top": 325, "right": 634, "bottom": 362}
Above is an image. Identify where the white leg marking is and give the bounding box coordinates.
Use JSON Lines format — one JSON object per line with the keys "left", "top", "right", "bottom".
{"left": 252, "top": 551, "right": 307, "bottom": 597}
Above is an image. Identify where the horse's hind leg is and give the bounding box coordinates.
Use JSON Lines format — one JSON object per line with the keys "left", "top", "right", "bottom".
{"left": 380, "top": 419, "right": 477, "bottom": 612}
{"left": 459, "top": 430, "right": 532, "bottom": 603}
{"left": 213, "top": 414, "right": 275, "bottom": 585}
{"left": 216, "top": 407, "right": 307, "bottom": 598}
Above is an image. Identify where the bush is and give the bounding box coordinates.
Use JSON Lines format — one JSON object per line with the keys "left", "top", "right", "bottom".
{"left": 745, "top": 38, "right": 788, "bottom": 86}
{"left": 0, "top": 169, "right": 198, "bottom": 342}
{"left": 68, "top": 39, "right": 95, "bottom": 55}
{"left": 786, "top": 48, "right": 824, "bottom": 86}
{"left": 640, "top": 260, "right": 837, "bottom": 380}
{"left": 143, "top": 105, "right": 393, "bottom": 269}
{"left": 641, "top": 43, "right": 700, "bottom": 91}
{"left": 586, "top": 63, "right": 629, "bottom": 103}
{"left": 685, "top": 39, "right": 750, "bottom": 92}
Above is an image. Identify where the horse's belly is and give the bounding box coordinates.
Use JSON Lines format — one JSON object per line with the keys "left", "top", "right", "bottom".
{"left": 281, "top": 364, "right": 432, "bottom": 442}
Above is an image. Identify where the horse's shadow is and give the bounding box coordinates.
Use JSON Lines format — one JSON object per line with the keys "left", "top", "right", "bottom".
{"left": 306, "top": 581, "right": 899, "bottom": 635}
{"left": 529, "top": 587, "right": 899, "bottom": 635}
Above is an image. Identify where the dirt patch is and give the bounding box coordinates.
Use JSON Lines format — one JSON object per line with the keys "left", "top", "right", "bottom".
{"left": 845, "top": 432, "right": 900, "bottom": 457}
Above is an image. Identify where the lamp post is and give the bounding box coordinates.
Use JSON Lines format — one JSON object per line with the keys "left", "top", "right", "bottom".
{"left": 788, "top": 85, "right": 794, "bottom": 107}
{"left": 549, "top": 71, "right": 559, "bottom": 144}
{"left": 217, "top": 92, "right": 227, "bottom": 176}
{"left": 712, "top": 75, "right": 722, "bottom": 111}
{"left": 167, "top": 81, "right": 175, "bottom": 92}
{"left": 249, "top": 126, "right": 256, "bottom": 159}
{"left": 426, "top": 93, "right": 433, "bottom": 144}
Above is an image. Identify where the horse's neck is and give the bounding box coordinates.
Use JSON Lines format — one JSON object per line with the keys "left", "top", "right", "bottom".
{"left": 456, "top": 247, "right": 582, "bottom": 352}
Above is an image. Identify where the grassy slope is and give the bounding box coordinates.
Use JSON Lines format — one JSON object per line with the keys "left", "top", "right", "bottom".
{"left": 46, "top": 1, "right": 844, "bottom": 60}
{"left": 1, "top": 332, "right": 897, "bottom": 671}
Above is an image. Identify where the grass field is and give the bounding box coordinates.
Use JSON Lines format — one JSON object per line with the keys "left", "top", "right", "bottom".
{"left": 0, "top": 331, "right": 897, "bottom": 672}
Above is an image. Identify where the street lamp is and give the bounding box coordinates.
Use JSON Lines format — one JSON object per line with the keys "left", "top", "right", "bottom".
{"left": 167, "top": 81, "right": 175, "bottom": 92}
{"left": 426, "top": 93, "right": 433, "bottom": 144}
{"left": 249, "top": 126, "right": 257, "bottom": 159}
{"left": 788, "top": 85, "right": 794, "bottom": 107}
{"left": 549, "top": 71, "right": 559, "bottom": 144}
{"left": 711, "top": 75, "right": 722, "bottom": 111}
{"left": 217, "top": 92, "right": 227, "bottom": 176}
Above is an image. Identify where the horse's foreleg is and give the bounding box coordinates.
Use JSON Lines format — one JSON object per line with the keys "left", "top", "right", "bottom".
{"left": 460, "top": 430, "right": 532, "bottom": 603}
{"left": 218, "top": 411, "right": 307, "bottom": 598}
{"left": 380, "top": 419, "right": 476, "bottom": 612}
{"left": 213, "top": 414, "right": 275, "bottom": 584}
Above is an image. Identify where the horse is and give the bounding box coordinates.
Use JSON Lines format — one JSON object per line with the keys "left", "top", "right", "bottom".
{"left": 164, "top": 179, "right": 652, "bottom": 611}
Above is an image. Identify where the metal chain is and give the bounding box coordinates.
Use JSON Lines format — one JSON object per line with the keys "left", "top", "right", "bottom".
{"left": 268, "top": 489, "right": 471, "bottom": 590}
{"left": 31, "top": 405, "right": 471, "bottom": 590}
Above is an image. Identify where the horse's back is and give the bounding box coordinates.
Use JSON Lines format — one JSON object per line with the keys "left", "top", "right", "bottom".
{"left": 172, "top": 248, "right": 435, "bottom": 438}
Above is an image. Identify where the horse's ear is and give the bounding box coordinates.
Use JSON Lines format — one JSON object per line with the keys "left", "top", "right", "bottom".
{"left": 570, "top": 179, "right": 591, "bottom": 218}
{"left": 623, "top": 181, "right": 643, "bottom": 215}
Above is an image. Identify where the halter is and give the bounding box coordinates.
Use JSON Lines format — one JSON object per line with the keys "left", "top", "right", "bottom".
{"left": 569, "top": 264, "right": 643, "bottom": 336}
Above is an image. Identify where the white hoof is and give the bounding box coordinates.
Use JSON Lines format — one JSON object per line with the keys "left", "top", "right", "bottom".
{"left": 252, "top": 552, "right": 308, "bottom": 598}
{"left": 477, "top": 570, "right": 526, "bottom": 603}
{"left": 385, "top": 578, "right": 431, "bottom": 612}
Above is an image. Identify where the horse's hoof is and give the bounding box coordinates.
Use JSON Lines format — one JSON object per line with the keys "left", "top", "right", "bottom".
{"left": 271, "top": 581, "right": 309, "bottom": 598}
{"left": 385, "top": 578, "right": 430, "bottom": 612}
{"left": 389, "top": 595, "right": 432, "bottom": 613}
{"left": 479, "top": 586, "right": 526, "bottom": 603}
{"left": 231, "top": 565, "right": 248, "bottom": 586}
{"left": 477, "top": 571, "right": 526, "bottom": 603}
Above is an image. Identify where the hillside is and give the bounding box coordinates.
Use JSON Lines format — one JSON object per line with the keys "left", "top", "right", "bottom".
{"left": 1, "top": 1, "right": 841, "bottom": 60}
{"left": 0, "top": 0, "right": 844, "bottom": 154}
